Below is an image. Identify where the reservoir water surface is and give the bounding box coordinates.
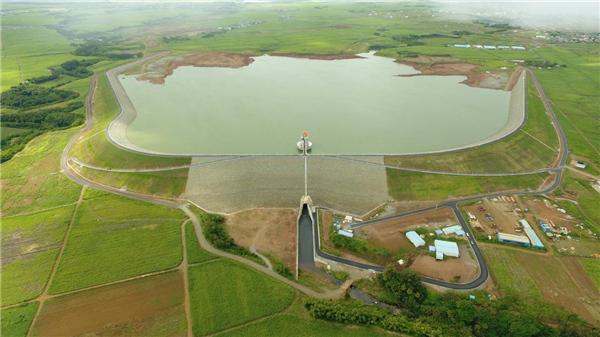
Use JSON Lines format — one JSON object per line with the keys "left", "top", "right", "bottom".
{"left": 118, "top": 53, "right": 512, "bottom": 155}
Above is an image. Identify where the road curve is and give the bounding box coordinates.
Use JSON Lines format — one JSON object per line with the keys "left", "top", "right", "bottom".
{"left": 62, "top": 67, "right": 567, "bottom": 293}
{"left": 308, "top": 69, "right": 569, "bottom": 290}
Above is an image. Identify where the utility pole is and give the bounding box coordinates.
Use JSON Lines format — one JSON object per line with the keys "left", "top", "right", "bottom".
{"left": 302, "top": 131, "right": 308, "bottom": 196}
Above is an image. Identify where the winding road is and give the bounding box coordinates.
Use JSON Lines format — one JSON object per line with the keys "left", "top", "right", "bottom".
{"left": 305, "top": 67, "right": 569, "bottom": 290}
{"left": 61, "top": 65, "right": 568, "bottom": 294}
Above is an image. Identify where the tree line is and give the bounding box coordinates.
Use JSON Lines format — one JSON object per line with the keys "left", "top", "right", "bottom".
{"left": 305, "top": 268, "right": 599, "bottom": 337}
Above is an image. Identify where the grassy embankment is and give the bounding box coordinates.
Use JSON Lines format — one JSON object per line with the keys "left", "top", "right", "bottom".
{"left": 49, "top": 190, "right": 185, "bottom": 294}
{"left": 385, "top": 78, "right": 559, "bottom": 173}
{"left": 69, "top": 73, "right": 191, "bottom": 197}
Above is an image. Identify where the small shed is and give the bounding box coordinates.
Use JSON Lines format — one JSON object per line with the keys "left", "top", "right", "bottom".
{"left": 436, "top": 251, "right": 444, "bottom": 260}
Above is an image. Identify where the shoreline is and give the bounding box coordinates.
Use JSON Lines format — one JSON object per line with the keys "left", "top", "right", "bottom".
{"left": 106, "top": 53, "right": 526, "bottom": 158}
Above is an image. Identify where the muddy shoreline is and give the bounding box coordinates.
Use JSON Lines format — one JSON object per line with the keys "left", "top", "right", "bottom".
{"left": 397, "top": 58, "right": 509, "bottom": 90}
{"left": 138, "top": 52, "right": 255, "bottom": 84}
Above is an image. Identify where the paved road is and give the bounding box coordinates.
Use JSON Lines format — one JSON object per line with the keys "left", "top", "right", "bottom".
{"left": 63, "top": 66, "right": 568, "bottom": 292}
{"left": 303, "top": 69, "right": 569, "bottom": 290}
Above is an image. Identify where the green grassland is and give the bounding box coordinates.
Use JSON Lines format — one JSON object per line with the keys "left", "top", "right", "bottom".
{"left": 1, "top": 127, "right": 31, "bottom": 140}
{"left": 216, "top": 314, "right": 397, "bottom": 337}
{"left": 580, "top": 258, "right": 600, "bottom": 291}
{"left": 0, "top": 302, "right": 38, "bottom": 337}
{"left": 554, "top": 170, "right": 600, "bottom": 234}
{"left": 533, "top": 45, "right": 600, "bottom": 165}
{"left": 49, "top": 190, "right": 185, "bottom": 294}
{"left": 188, "top": 259, "right": 295, "bottom": 336}
{"left": 386, "top": 170, "right": 548, "bottom": 201}
{"left": 186, "top": 222, "right": 217, "bottom": 264}
{"left": 1, "top": 206, "right": 75, "bottom": 256}
{"left": 1, "top": 249, "right": 58, "bottom": 305}
{"left": 385, "top": 78, "right": 559, "bottom": 173}
{"left": 1, "top": 25, "right": 75, "bottom": 91}
{"left": 480, "top": 247, "right": 543, "bottom": 301}
{"left": 1, "top": 129, "right": 82, "bottom": 216}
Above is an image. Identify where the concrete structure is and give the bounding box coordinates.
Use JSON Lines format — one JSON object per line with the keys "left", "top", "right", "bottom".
{"left": 575, "top": 161, "right": 586, "bottom": 169}
{"left": 519, "top": 219, "right": 544, "bottom": 249}
{"left": 434, "top": 240, "right": 459, "bottom": 258}
{"left": 496, "top": 232, "right": 530, "bottom": 247}
{"left": 406, "top": 231, "right": 425, "bottom": 247}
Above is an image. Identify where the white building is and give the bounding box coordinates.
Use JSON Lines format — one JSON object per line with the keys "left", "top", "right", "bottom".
{"left": 406, "top": 231, "right": 426, "bottom": 247}
{"left": 434, "top": 240, "right": 459, "bottom": 258}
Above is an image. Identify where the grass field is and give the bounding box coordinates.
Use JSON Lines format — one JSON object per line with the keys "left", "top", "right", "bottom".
{"left": 188, "top": 259, "right": 295, "bottom": 336}
{"left": 1, "top": 249, "right": 58, "bottom": 305}
{"left": 215, "top": 314, "right": 397, "bottom": 337}
{"left": 554, "top": 171, "right": 600, "bottom": 234}
{"left": 185, "top": 222, "right": 217, "bottom": 264}
{"left": 385, "top": 78, "right": 559, "bottom": 173}
{"left": 31, "top": 271, "right": 187, "bottom": 337}
{"left": 1, "top": 127, "right": 31, "bottom": 141}
{"left": 1, "top": 130, "right": 83, "bottom": 216}
{"left": 580, "top": 258, "right": 600, "bottom": 291}
{"left": 533, "top": 45, "right": 600, "bottom": 165}
{"left": 0, "top": 302, "right": 38, "bottom": 337}
{"left": 1, "top": 206, "right": 75, "bottom": 304}
{"left": 482, "top": 246, "right": 600, "bottom": 322}
{"left": 386, "top": 170, "right": 548, "bottom": 201}
{"left": 49, "top": 190, "right": 185, "bottom": 294}
{"left": 0, "top": 25, "right": 75, "bottom": 91}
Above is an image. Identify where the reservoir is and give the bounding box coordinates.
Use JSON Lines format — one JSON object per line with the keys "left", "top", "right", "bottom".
{"left": 116, "top": 53, "right": 515, "bottom": 155}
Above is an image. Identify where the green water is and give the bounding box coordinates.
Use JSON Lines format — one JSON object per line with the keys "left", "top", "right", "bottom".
{"left": 119, "top": 53, "right": 511, "bottom": 155}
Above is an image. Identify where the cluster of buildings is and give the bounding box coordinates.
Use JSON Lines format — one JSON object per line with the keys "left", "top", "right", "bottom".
{"left": 452, "top": 44, "right": 526, "bottom": 50}
{"left": 496, "top": 219, "right": 544, "bottom": 249}
{"left": 333, "top": 215, "right": 362, "bottom": 238}
{"left": 536, "top": 32, "right": 600, "bottom": 43}
{"left": 405, "top": 227, "right": 461, "bottom": 260}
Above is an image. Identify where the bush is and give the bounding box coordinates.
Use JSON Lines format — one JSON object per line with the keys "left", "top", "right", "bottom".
{"left": 377, "top": 268, "right": 428, "bottom": 311}
{"left": 200, "top": 213, "right": 258, "bottom": 260}
{"left": 1, "top": 84, "right": 79, "bottom": 109}
{"left": 305, "top": 299, "right": 443, "bottom": 336}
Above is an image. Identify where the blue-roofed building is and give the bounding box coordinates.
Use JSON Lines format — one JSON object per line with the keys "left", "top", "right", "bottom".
{"left": 519, "top": 219, "right": 544, "bottom": 249}
{"left": 406, "top": 231, "right": 425, "bottom": 247}
{"left": 497, "top": 232, "right": 530, "bottom": 247}
{"left": 539, "top": 220, "right": 553, "bottom": 233}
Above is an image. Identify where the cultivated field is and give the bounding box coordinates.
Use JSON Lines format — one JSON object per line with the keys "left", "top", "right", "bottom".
{"left": 30, "top": 271, "right": 186, "bottom": 337}
{"left": 0, "top": 302, "right": 38, "bottom": 337}
{"left": 1, "top": 207, "right": 75, "bottom": 305}
{"left": 482, "top": 246, "right": 600, "bottom": 323}
{"left": 188, "top": 260, "right": 295, "bottom": 336}
{"left": 49, "top": 190, "right": 185, "bottom": 294}
{"left": 1, "top": 130, "right": 82, "bottom": 216}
